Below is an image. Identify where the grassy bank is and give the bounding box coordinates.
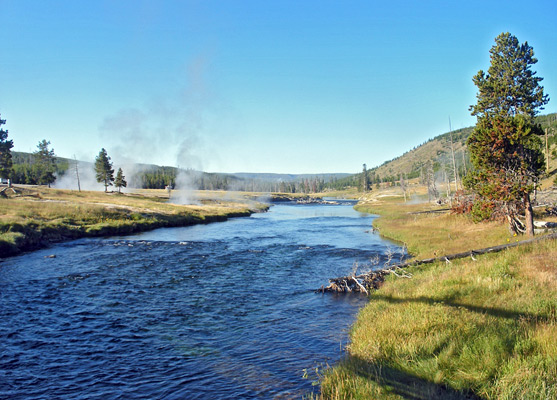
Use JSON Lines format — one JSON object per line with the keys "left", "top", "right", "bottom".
{"left": 318, "top": 190, "right": 557, "bottom": 399}
{"left": 0, "top": 186, "right": 268, "bottom": 257}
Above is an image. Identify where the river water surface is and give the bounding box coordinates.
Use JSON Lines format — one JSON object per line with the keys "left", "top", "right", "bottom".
{"left": 0, "top": 201, "right": 400, "bottom": 399}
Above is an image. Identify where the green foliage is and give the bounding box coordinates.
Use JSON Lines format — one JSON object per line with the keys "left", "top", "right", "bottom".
{"left": 470, "top": 33, "right": 549, "bottom": 119}
{"left": 467, "top": 116, "right": 544, "bottom": 198}
{"left": 134, "top": 166, "right": 176, "bottom": 189}
{"left": 0, "top": 114, "right": 14, "bottom": 180}
{"left": 465, "top": 33, "right": 549, "bottom": 231}
{"left": 94, "top": 148, "right": 114, "bottom": 192}
{"left": 470, "top": 197, "right": 497, "bottom": 222}
{"left": 33, "top": 139, "right": 57, "bottom": 186}
{"left": 114, "top": 167, "right": 127, "bottom": 193}
{"left": 9, "top": 151, "right": 70, "bottom": 185}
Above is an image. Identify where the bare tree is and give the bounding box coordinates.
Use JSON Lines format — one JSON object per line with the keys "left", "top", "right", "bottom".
{"left": 400, "top": 173, "right": 407, "bottom": 202}
{"left": 73, "top": 155, "right": 81, "bottom": 192}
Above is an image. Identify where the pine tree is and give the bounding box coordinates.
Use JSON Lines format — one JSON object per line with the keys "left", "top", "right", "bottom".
{"left": 0, "top": 115, "right": 14, "bottom": 185}
{"left": 114, "top": 168, "right": 127, "bottom": 193}
{"left": 33, "top": 139, "right": 57, "bottom": 187}
{"left": 465, "top": 32, "right": 549, "bottom": 236}
{"left": 94, "top": 148, "right": 114, "bottom": 192}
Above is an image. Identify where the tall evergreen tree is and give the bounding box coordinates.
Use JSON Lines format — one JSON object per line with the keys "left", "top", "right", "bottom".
{"left": 33, "top": 139, "right": 57, "bottom": 187}
{"left": 465, "top": 32, "right": 549, "bottom": 235}
{"left": 114, "top": 168, "right": 127, "bottom": 193}
{"left": 0, "top": 115, "right": 14, "bottom": 185}
{"left": 94, "top": 148, "right": 114, "bottom": 192}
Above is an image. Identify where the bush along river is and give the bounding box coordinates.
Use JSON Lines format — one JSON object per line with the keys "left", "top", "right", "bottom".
{"left": 0, "top": 200, "right": 403, "bottom": 399}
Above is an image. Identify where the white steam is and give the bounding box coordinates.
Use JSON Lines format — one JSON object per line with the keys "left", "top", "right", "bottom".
{"left": 53, "top": 161, "right": 99, "bottom": 191}
{"left": 170, "top": 170, "right": 200, "bottom": 205}
{"left": 54, "top": 160, "right": 133, "bottom": 193}
{"left": 98, "top": 54, "right": 225, "bottom": 200}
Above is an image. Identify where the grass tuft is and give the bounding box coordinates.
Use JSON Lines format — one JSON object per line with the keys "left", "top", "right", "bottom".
{"left": 319, "top": 191, "right": 557, "bottom": 399}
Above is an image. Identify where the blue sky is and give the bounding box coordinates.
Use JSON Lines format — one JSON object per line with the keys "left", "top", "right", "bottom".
{"left": 1, "top": 0, "right": 556, "bottom": 174}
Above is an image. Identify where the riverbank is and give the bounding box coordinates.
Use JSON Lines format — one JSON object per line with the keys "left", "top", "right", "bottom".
{"left": 1, "top": 193, "right": 374, "bottom": 398}
{"left": 318, "top": 189, "right": 557, "bottom": 399}
{"left": 0, "top": 187, "right": 269, "bottom": 258}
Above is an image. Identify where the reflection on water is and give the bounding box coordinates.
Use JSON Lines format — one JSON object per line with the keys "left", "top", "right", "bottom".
{"left": 0, "top": 201, "right": 400, "bottom": 399}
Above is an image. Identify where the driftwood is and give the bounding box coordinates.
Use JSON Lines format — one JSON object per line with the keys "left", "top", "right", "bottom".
{"left": 0, "top": 187, "right": 17, "bottom": 197}
{"left": 317, "top": 270, "right": 389, "bottom": 294}
{"left": 534, "top": 220, "right": 557, "bottom": 229}
{"left": 319, "top": 232, "right": 557, "bottom": 294}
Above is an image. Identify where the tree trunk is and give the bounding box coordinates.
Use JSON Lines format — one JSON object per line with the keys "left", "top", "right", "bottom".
{"left": 524, "top": 193, "right": 534, "bottom": 237}
{"left": 546, "top": 127, "right": 550, "bottom": 173}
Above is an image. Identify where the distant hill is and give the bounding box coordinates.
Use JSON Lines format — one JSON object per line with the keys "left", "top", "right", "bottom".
{"left": 231, "top": 172, "right": 351, "bottom": 182}
{"left": 365, "top": 112, "right": 557, "bottom": 184}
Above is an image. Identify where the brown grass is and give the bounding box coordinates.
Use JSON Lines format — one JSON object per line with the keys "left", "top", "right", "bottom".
{"left": 355, "top": 191, "right": 512, "bottom": 260}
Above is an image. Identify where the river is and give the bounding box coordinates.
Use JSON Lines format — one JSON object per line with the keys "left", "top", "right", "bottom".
{"left": 0, "top": 200, "right": 401, "bottom": 399}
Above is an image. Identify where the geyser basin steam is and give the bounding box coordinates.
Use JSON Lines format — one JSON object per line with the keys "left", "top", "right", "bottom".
{"left": 170, "top": 169, "right": 199, "bottom": 205}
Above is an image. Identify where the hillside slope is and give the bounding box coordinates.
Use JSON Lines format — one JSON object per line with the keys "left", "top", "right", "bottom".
{"left": 367, "top": 113, "right": 557, "bottom": 184}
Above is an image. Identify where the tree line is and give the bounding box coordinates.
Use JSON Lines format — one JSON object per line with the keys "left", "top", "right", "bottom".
{"left": 0, "top": 134, "right": 340, "bottom": 194}
{"left": 0, "top": 130, "right": 128, "bottom": 193}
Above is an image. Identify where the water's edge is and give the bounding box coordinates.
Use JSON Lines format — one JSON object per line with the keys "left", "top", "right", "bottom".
{"left": 1, "top": 207, "right": 264, "bottom": 259}
{"left": 1, "top": 201, "right": 399, "bottom": 399}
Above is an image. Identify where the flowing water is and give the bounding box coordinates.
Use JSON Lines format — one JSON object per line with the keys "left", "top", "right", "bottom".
{"left": 0, "top": 200, "right": 402, "bottom": 399}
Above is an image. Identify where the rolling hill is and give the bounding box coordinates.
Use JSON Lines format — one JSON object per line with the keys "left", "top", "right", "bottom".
{"left": 365, "top": 113, "right": 557, "bottom": 185}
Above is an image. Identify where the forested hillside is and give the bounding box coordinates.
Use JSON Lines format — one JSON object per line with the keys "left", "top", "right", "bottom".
{"left": 9, "top": 153, "right": 350, "bottom": 194}
{"left": 11, "top": 151, "right": 72, "bottom": 185}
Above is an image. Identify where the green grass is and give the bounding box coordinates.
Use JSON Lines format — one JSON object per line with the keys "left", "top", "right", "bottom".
{"left": 317, "top": 191, "right": 557, "bottom": 399}
{"left": 355, "top": 193, "right": 517, "bottom": 260}
{"left": 0, "top": 186, "right": 267, "bottom": 257}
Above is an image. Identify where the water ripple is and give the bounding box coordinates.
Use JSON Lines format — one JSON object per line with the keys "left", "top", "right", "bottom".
{"left": 0, "top": 203, "right": 401, "bottom": 399}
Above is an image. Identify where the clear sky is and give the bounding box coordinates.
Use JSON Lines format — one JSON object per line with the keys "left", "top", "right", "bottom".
{"left": 1, "top": 0, "right": 556, "bottom": 174}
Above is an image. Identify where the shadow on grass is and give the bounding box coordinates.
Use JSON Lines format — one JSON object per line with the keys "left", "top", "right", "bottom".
{"left": 339, "top": 356, "right": 481, "bottom": 399}
{"left": 372, "top": 293, "right": 551, "bottom": 324}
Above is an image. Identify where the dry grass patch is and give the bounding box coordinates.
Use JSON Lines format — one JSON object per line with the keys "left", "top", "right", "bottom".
{"left": 1, "top": 186, "right": 266, "bottom": 257}
{"left": 356, "top": 195, "right": 511, "bottom": 260}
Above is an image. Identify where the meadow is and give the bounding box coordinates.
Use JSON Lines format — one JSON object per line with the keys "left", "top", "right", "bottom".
{"left": 317, "top": 186, "right": 557, "bottom": 399}
{"left": 0, "top": 186, "right": 268, "bottom": 257}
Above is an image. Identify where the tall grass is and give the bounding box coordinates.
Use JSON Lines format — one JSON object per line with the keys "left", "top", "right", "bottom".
{"left": 356, "top": 195, "right": 513, "bottom": 260}
{"left": 318, "top": 193, "right": 557, "bottom": 399}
